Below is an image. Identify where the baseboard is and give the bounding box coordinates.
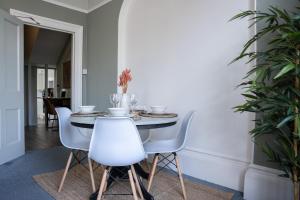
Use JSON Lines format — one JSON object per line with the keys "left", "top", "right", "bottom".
{"left": 243, "top": 164, "right": 292, "bottom": 200}
{"left": 177, "top": 148, "right": 250, "bottom": 191}
{"left": 148, "top": 147, "right": 292, "bottom": 198}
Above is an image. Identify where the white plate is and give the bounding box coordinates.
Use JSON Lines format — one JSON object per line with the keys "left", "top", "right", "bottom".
{"left": 77, "top": 111, "right": 100, "bottom": 114}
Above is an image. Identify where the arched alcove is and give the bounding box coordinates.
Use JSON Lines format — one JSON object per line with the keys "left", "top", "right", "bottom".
{"left": 118, "top": 0, "right": 253, "bottom": 191}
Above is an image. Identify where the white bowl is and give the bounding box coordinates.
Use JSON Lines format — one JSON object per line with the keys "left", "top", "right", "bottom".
{"left": 151, "top": 106, "right": 167, "bottom": 114}
{"left": 79, "top": 105, "right": 95, "bottom": 113}
{"left": 108, "top": 108, "right": 128, "bottom": 117}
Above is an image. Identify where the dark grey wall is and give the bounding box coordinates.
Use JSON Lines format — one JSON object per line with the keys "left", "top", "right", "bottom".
{"left": 0, "top": 0, "right": 88, "bottom": 104}
{"left": 254, "top": 0, "right": 299, "bottom": 168}
{"left": 86, "top": 0, "right": 123, "bottom": 111}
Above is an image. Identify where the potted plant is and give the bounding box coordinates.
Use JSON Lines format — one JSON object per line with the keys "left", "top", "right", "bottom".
{"left": 231, "top": 6, "right": 300, "bottom": 199}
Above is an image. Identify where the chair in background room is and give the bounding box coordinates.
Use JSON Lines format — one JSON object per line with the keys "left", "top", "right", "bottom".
{"left": 89, "top": 117, "right": 146, "bottom": 200}
{"left": 55, "top": 107, "right": 95, "bottom": 193}
{"left": 43, "top": 98, "right": 58, "bottom": 128}
{"left": 144, "top": 111, "right": 195, "bottom": 200}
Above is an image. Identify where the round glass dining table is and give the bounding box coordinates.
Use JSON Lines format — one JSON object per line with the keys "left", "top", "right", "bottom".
{"left": 69, "top": 114, "right": 179, "bottom": 200}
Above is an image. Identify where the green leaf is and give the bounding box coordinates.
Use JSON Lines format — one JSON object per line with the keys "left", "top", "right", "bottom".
{"left": 229, "top": 10, "right": 257, "bottom": 21}
{"left": 276, "top": 115, "right": 294, "bottom": 128}
{"left": 242, "top": 93, "right": 257, "bottom": 99}
{"left": 274, "top": 63, "right": 295, "bottom": 79}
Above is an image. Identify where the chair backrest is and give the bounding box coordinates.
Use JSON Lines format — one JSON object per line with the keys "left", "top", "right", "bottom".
{"left": 55, "top": 107, "right": 88, "bottom": 149}
{"left": 175, "top": 111, "right": 195, "bottom": 151}
{"left": 88, "top": 117, "right": 146, "bottom": 167}
{"left": 44, "top": 98, "right": 57, "bottom": 115}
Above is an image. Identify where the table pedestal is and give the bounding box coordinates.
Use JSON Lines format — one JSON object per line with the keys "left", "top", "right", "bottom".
{"left": 89, "top": 164, "right": 154, "bottom": 200}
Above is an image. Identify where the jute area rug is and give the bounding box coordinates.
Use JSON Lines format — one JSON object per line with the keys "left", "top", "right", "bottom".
{"left": 33, "top": 165, "right": 233, "bottom": 200}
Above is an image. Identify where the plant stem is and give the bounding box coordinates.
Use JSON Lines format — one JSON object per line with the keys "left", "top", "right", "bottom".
{"left": 294, "top": 49, "right": 300, "bottom": 200}
{"left": 122, "top": 85, "right": 128, "bottom": 94}
{"left": 294, "top": 79, "right": 299, "bottom": 200}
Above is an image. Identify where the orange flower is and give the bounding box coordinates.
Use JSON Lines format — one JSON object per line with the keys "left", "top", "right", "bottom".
{"left": 118, "top": 68, "right": 132, "bottom": 93}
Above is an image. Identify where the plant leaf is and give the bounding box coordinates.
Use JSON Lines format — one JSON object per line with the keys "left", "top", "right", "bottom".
{"left": 276, "top": 115, "right": 294, "bottom": 128}
{"left": 274, "top": 63, "right": 295, "bottom": 79}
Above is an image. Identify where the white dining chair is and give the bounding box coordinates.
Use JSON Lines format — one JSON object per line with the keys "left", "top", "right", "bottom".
{"left": 144, "top": 111, "right": 195, "bottom": 200}
{"left": 88, "top": 117, "right": 146, "bottom": 200}
{"left": 55, "top": 107, "right": 96, "bottom": 193}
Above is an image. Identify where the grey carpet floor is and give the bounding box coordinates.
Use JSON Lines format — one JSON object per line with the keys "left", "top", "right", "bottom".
{"left": 0, "top": 147, "right": 243, "bottom": 200}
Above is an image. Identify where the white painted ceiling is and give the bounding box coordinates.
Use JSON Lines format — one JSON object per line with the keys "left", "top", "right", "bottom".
{"left": 42, "top": 0, "right": 111, "bottom": 13}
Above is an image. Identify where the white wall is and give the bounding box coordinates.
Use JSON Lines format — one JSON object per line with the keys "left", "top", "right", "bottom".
{"left": 119, "top": 0, "right": 253, "bottom": 191}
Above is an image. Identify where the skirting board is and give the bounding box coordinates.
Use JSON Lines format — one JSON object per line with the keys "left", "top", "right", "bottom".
{"left": 178, "top": 148, "right": 250, "bottom": 191}
{"left": 244, "top": 164, "right": 292, "bottom": 200}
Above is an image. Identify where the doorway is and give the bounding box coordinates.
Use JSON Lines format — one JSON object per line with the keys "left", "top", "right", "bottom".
{"left": 24, "top": 25, "right": 72, "bottom": 151}
{"left": 0, "top": 8, "right": 83, "bottom": 164}
{"left": 8, "top": 9, "right": 83, "bottom": 153}
{"left": 36, "top": 66, "right": 59, "bottom": 125}
{"left": 10, "top": 9, "right": 83, "bottom": 111}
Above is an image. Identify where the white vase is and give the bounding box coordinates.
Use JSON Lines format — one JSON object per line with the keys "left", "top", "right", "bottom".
{"left": 120, "top": 93, "right": 130, "bottom": 114}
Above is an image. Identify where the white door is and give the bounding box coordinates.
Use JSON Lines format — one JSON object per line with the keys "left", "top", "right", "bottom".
{"left": 0, "top": 9, "right": 24, "bottom": 165}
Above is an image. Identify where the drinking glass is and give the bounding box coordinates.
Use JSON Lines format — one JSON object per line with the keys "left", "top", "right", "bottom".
{"left": 109, "top": 93, "right": 120, "bottom": 108}
{"left": 129, "top": 94, "right": 138, "bottom": 112}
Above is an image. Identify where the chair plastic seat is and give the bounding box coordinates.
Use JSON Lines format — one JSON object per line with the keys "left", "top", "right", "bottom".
{"left": 88, "top": 117, "right": 146, "bottom": 167}
{"left": 144, "top": 111, "right": 194, "bottom": 200}
{"left": 55, "top": 107, "right": 94, "bottom": 193}
{"left": 144, "top": 111, "right": 195, "bottom": 155}
{"left": 67, "top": 140, "right": 90, "bottom": 151}
{"left": 144, "top": 139, "right": 181, "bottom": 154}
{"left": 55, "top": 107, "right": 91, "bottom": 151}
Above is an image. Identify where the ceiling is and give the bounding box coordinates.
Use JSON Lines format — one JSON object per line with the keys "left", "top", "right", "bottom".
{"left": 25, "top": 25, "right": 71, "bottom": 65}
{"left": 42, "top": 0, "right": 112, "bottom": 13}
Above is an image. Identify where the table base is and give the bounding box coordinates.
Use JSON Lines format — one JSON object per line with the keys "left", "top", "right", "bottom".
{"left": 89, "top": 164, "right": 154, "bottom": 200}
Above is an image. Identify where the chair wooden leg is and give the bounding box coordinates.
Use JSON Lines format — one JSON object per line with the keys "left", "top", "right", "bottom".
{"left": 101, "top": 166, "right": 111, "bottom": 193}
{"left": 58, "top": 152, "right": 73, "bottom": 192}
{"left": 175, "top": 156, "right": 187, "bottom": 200}
{"left": 147, "top": 154, "right": 159, "bottom": 192}
{"left": 88, "top": 158, "right": 96, "bottom": 192}
{"left": 128, "top": 169, "right": 138, "bottom": 200}
{"left": 131, "top": 165, "right": 144, "bottom": 199}
{"left": 97, "top": 169, "right": 108, "bottom": 200}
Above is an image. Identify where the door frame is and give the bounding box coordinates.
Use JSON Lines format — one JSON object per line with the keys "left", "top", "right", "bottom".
{"left": 10, "top": 9, "right": 83, "bottom": 112}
